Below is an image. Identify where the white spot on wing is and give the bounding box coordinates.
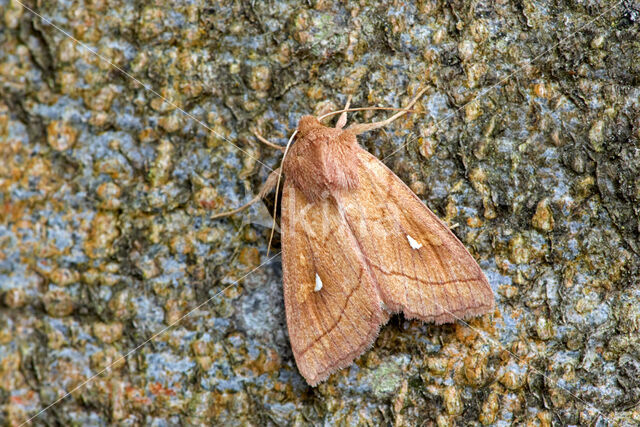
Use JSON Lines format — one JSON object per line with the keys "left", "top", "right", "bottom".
{"left": 314, "top": 273, "right": 323, "bottom": 292}
{"left": 407, "top": 234, "right": 423, "bottom": 250}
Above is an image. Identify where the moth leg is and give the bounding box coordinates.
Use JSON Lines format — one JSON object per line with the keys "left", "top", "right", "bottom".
{"left": 210, "top": 167, "right": 282, "bottom": 219}
{"left": 347, "top": 87, "right": 427, "bottom": 135}
{"left": 335, "top": 95, "right": 352, "bottom": 130}
{"left": 254, "top": 131, "right": 285, "bottom": 152}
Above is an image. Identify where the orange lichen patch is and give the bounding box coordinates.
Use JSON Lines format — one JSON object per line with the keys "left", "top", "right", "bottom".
{"left": 189, "top": 339, "right": 207, "bottom": 357}
{"left": 498, "top": 284, "right": 519, "bottom": 298}
{"left": 110, "top": 291, "right": 139, "bottom": 322}
{"left": 43, "top": 289, "right": 75, "bottom": 317}
{"left": 0, "top": 102, "right": 8, "bottom": 134}
{"left": 125, "top": 385, "right": 153, "bottom": 409}
{"left": 158, "top": 113, "right": 183, "bottom": 133}
{"left": 148, "top": 140, "right": 174, "bottom": 186}
{"left": 466, "top": 216, "right": 484, "bottom": 228}
{"left": 193, "top": 186, "right": 221, "bottom": 210}
{"left": 50, "top": 359, "right": 88, "bottom": 399}
{"left": 110, "top": 379, "right": 127, "bottom": 421}
{"left": 169, "top": 233, "right": 196, "bottom": 255}
{"left": 0, "top": 200, "right": 28, "bottom": 224}
{"left": 164, "top": 298, "right": 187, "bottom": 325}
{"left": 92, "top": 322, "right": 124, "bottom": 344}
{"left": 9, "top": 390, "right": 38, "bottom": 406}
{"left": 96, "top": 182, "right": 122, "bottom": 210}
{"left": 443, "top": 385, "right": 463, "bottom": 415}
{"left": 531, "top": 198, "right": 555, "bottom": 232}
{"left": 90, "top": 346, "right": 125, "bottom": 372}
{"left": 533, "top": 82, "right": 551, "bottom": 99}
{"left": 149, "top": 381, "right": 176, "bottom": 397}
{"left": 498, "top": 367, "right": 526, "bottom": 390}
{"left": 138, "top": 127, "right": 158, "bottom": 143}
{"left": 0, "top": 352, "right": 26, "bottom": 392}
{"left": 207, "top": 389, "right": 251, "bottom": 420}
{"left": 84, "top": 85, "right": 117, "bottom": 111}
{"left": 84, "top": 212, "right": 120, "bottom": 258}
{"left": 47, "top": 120, "right": 78, "bottom": 151}
{"left": 49, "top": 267, "right": 80, "bottom": 286}
{"left": 537, "top": 411, "right": 553, "bottom": 427}
{"left": 452, "top": 318, "right": 490, "bottom": 345}
{"left": 501, "top": 391, "right": 525, "bottom": 416}
{"left": 463, "top": 353, "right": 490, "bottom": 386}
{"left": 247, "top": 348, "right": 281, "bottom": 376}
{"left": 178, "top": 80, "right": 204, "bottom": 99}
{"left": 195, "top": 356, "right": 213, "bottom": 371}
{"left": 3, "top": 288, "right": 28, "bottom": 308}
{"left": 18, "top": 156, "right": 62, "bottom": 197}
{"left": 479, "top": 388, "right": 500, "bottom": 424}
{"left": 237, "top": 247, "right": 260, "bottom": 267}
{"left": 425, "top": 356, "right": 449, "bottom": 376}
{"left": 0, "top": 133, "right": 24, "bottom": 156}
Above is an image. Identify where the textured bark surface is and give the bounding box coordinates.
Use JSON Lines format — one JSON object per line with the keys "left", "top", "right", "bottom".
{"left": 1, "top": 0, "right": 639, "bottom": 425}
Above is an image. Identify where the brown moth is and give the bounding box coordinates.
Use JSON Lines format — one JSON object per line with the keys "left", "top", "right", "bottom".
{"left": 215, "top": 90, "right": 494, "bottom": 385}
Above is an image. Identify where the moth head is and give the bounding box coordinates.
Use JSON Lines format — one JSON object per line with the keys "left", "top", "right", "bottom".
{"left": 297, "top": 115, "right": 324, "bottom": 138}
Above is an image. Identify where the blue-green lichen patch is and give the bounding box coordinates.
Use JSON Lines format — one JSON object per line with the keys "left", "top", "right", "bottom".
{"left": 1, "top": 0, "right": 640, "bottom": 425}
{"left": 364, "top": 357, "right": 408, "bottom": 398}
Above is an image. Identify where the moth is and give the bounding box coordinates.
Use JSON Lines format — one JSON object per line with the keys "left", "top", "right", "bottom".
{"left": 214, "top": 89, "right": 494, "bottom": 385}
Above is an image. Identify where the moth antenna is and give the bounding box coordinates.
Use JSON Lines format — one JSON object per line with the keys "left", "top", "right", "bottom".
{"left": 317, "top": 106, "right": 418, "bottom": 122}
{"left": 346, "top": 87, "right": 428, "bottom": 135}
{"left": 266, "top": 130, "right": 297, "bottom": 256}
{"left": 254, "top": 131, "right": 286, "bottom": 152}
{"left": 209, "top": 195, "right": 261, "bottom": 220}
{"left": 210, "top": 167, "right": 280, "bottom": 220}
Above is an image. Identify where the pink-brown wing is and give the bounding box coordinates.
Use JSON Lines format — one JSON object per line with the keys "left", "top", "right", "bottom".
{"left": 281, "top": 179, "right": 388, "bottom": 386}
{"left": 335, "top": 148, "right": 494, "bottom": 324}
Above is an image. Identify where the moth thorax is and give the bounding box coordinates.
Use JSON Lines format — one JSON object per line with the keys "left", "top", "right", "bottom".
{"left": 284, "top": 125, "right": 360, "bottom": 202}
{"left": 297, "top": 115, "right": 323, "bottom": 138}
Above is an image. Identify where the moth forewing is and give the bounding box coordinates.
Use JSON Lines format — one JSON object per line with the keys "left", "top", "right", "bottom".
{"left": 280, "top": 178, "right": 388, "bottom": 386}
{"left": 342, "top": 149, "right": 494, "bottom": 324}
{"left": 291, "top": 189, "right": 336, "bottom": 244}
